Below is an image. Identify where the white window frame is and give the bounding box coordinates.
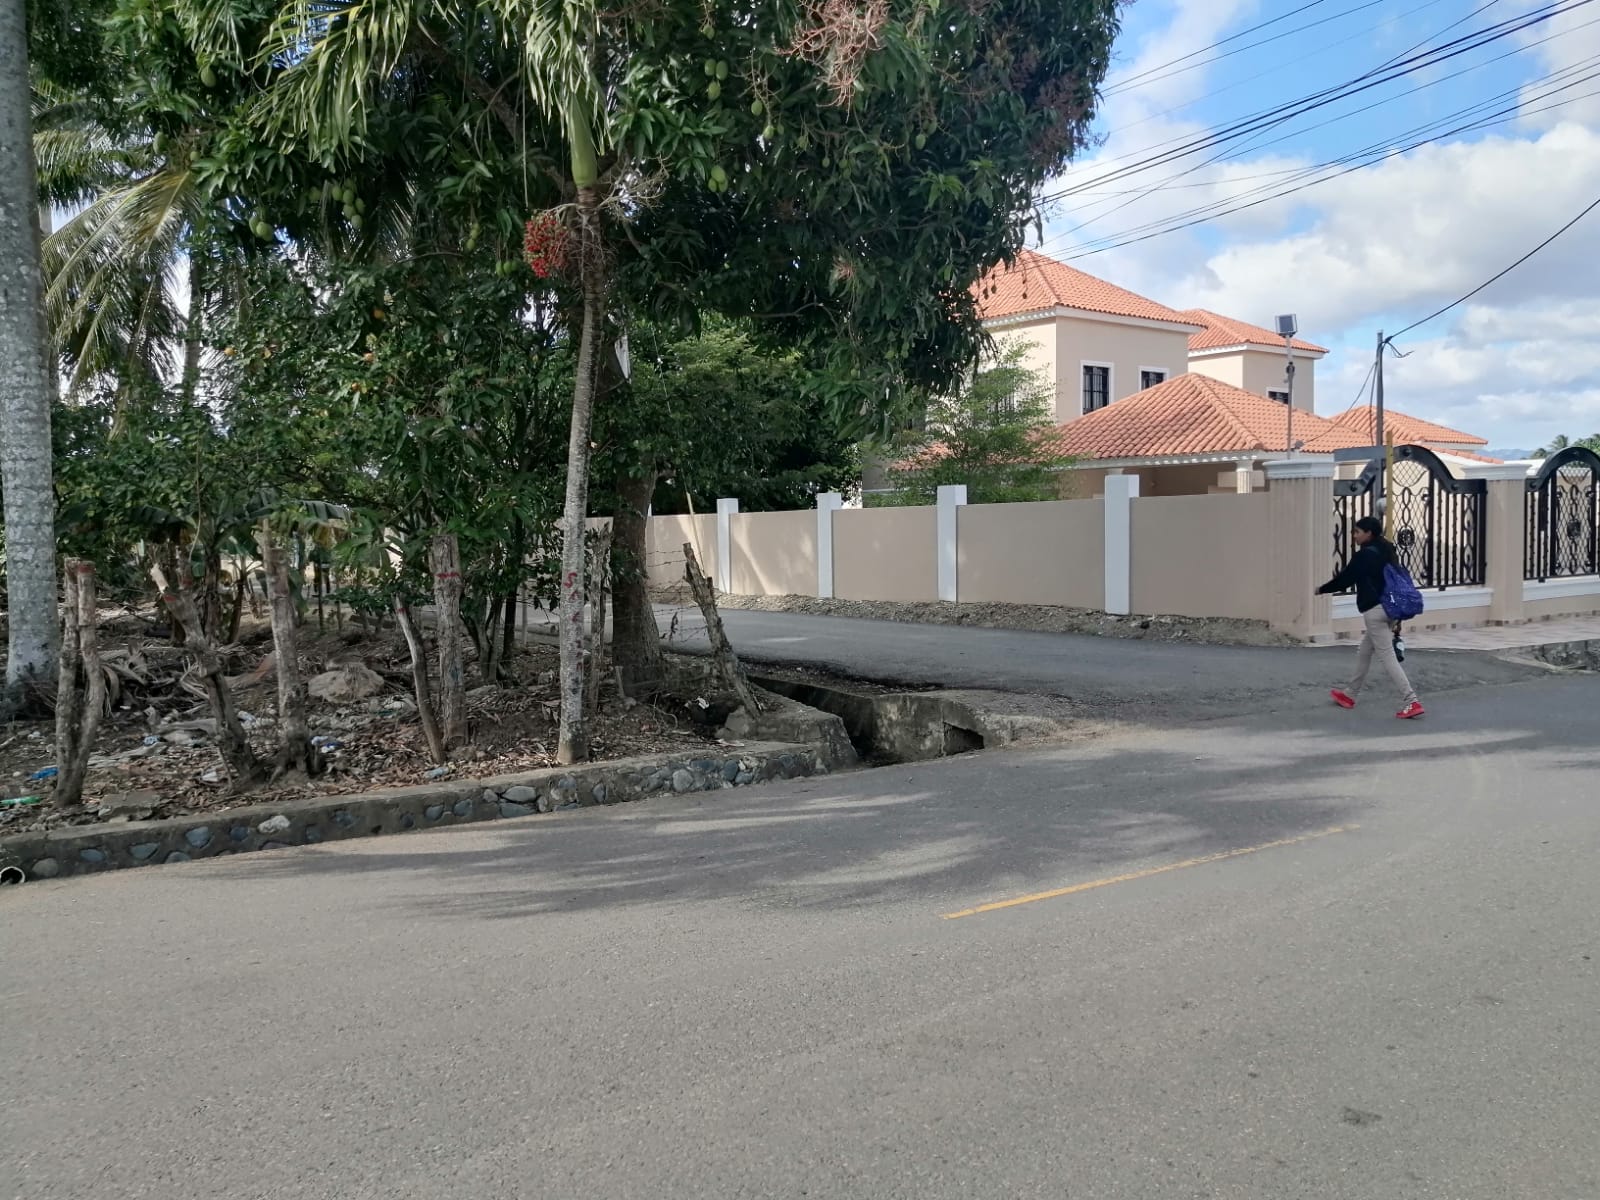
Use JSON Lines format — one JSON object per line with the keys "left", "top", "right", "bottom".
{"left": 1081, "top": 360, "right": 1115, "bottom": 414}
{"left": 1267, "top": 388, "right": 1291, "bottom": 404}
{"left": 1137, "top": 366, "right": 1169, "bottom": 391}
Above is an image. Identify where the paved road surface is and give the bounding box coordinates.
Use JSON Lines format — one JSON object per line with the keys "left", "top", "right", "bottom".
{"left": 670, "top": 607, "right": 1545, "bottom": 716}
{"left": 6, "top": 673, "right": 1598, "bottom": 1198}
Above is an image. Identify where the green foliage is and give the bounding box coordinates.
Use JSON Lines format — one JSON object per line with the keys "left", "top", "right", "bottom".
{"left": 885, "top": 343, "right": 1070, "bottom": 507}
{"left": 156, "top": 0, "right": 1121, "bottom": 435}
{"left": 1535, "top": 433, "right": 1600, "bottom": 457}
{"left": 592, "top": 319, "right": 858, "bottom": 514}
{"left": 218, "top": 252, "right": 571, "bottom": 631}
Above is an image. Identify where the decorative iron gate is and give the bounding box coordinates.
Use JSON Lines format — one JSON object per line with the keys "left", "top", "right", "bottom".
{"left": 1525, "top": 446, "right": 1600, "bottom": 581}
{"left": 1333, "top": 445, "right": 1487, "bottom": 589}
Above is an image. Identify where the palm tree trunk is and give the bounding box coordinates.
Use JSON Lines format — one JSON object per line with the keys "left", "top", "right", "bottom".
{"left": 556, "top": 187, "right": 605, "bottom": 765}
{"left": 38, "top": 202, "right": 57, "bottom": 400}
{"left": 0, "top": 0, "right": 60, "bottom": 713}
{"left": 180, "top": 248, "right": 206, "bottom": 402}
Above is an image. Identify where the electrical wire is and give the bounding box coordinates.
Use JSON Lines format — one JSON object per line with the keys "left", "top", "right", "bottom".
{"left": 1101, "top": 0, "right": 1460, "bottom": 143}
{"left": 1102, "top": 0, "right": 1385, "bottom": 98}
{"left": 1101, "top": 0, "right": 1337, "bottom": 95}
{"left": 1043, "top": 22, "right": 1600, "bottom": 250}
{"left": 1385, "top": 192, "right": 1600, "bottom": 342}
{"left": 1043, "top": 50, "right": 1600, "bottom": 256}
{"left": 1040, "top": 0, "right": 1593, "bottom": 203}
{"left": 1337, "top": 360, "right": 1379, "bottom": 419}
{"left": 1056, "top": 80, "right": 1600, "bottom": 261}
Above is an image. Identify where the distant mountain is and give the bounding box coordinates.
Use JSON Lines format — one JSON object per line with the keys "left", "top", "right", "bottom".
{"left": 1487, "top": 448, "right": 1536, "bottom": 461}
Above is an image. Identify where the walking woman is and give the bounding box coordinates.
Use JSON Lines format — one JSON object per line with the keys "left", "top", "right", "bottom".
{"left": 1318, "top": 515, "right": 1424, "bottom": 719}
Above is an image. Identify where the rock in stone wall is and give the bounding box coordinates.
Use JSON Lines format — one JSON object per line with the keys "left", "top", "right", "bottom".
{"left": 4, "top": 742, "right": 827, "bottom": 883}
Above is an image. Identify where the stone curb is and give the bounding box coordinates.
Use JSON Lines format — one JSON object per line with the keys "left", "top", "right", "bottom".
{"left": 2, "top": 741, "right": 826, "bottom": 883}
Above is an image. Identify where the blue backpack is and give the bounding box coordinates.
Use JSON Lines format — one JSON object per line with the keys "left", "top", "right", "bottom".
{"left": 1381, "top": 563, "right": 1425, "bottom": 621}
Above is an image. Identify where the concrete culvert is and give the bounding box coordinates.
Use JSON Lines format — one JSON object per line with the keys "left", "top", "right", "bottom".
{"left": 942, "top": 724, "right": 985, "bottom": 756}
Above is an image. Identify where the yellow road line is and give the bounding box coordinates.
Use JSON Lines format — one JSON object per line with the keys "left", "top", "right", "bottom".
{"left": 941, "top": 824, "right": 1359, "bottom": 920}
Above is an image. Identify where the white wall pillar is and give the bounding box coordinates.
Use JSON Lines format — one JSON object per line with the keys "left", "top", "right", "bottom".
{"left": 1103, "top": 473, "right": 1140, "bottom": 615}
{"left": 715, "top": 498, "right": 738, "bottom": 593}
{"left": 1235, "top": 461, "right": 1255, "bottom": 494}
{"left": 1461, "top": 462, "right": 1533, "bottom": 625}
{"left": 816, "top": 491, "right": 842, "bottom": 599}
{"left": 936, "top": 484, "right": 967, "bottom": 603}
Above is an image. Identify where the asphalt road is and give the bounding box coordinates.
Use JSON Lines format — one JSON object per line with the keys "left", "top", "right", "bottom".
{"left": 6, "top": 672, "right": 1598, "bottom": 1198}
{"left": 671, "top": 607, "right": 1546, "bottom": 717}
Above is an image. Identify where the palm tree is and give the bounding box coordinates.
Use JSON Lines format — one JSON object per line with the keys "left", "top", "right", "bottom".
{"left": 174, "top": 0, "right": 612, "bottom": 761}
{"left": 33, "top": 80, "right": 195, "bottom": 396}
{"left": 1536, "top": 434, "right": 1573, "bottom": 459}
{"left": 0, "top": 0, "right": 60, "bottom": 709}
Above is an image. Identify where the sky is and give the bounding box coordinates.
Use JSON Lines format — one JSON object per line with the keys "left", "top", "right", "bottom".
{"left": 1038, "top": 0, "right": 1600, "bottom": 452}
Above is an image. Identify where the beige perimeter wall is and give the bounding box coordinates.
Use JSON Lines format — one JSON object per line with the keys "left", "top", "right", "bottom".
{"left": 833, "top": 506, "right": 938, "bottom": 602}
{"left": 645, "top": 513, "right": 717, "bottom": 586}
{"left": 1130, "top": 494, "right": 1273, "bottom": 620}
{"left": 957, "top": 500, "right": 1104, "bottom": 609}
{"left": 729, "top": 510, "right": 818, "bottom": 598}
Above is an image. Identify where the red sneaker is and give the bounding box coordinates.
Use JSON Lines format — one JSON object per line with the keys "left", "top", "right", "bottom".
{"left": 1330, "top": 689, "right": 1356, "bottom": 709}
{"left": 1396, "top": 701, "right": 1425, "bottom": 720}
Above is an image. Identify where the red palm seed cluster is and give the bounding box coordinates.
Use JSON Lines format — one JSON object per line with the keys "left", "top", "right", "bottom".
{"left": 522, "top": 212, "right": 571, "bottom": 278}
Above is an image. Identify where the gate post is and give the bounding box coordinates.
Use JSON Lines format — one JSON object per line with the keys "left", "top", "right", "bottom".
{"left": 1463, "top": 463, "right": 1531, "bottom": 625}
{"left": 1264, "top": 460, "right": 1335, "bottom": 641}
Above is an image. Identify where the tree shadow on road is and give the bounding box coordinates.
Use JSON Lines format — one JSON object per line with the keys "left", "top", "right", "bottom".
{"left": 207, "top": 674, "right": 1599, "bottom": 922}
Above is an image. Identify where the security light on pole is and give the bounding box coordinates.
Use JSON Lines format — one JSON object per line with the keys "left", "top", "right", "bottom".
{"left": 1276, "top": 314, "right": 1298, "bottom": 457}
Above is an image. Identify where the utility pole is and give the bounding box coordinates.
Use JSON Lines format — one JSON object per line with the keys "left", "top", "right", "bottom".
{"left": 1374, "top": 329, "right": 1395, "bottom": 531}
{"left": 1374, "top": 329, "right": 1386, "bottom": 450}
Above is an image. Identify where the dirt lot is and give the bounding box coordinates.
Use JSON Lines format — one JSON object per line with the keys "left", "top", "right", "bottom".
{"left": 656, "top": 589, "right": 1295, "bottom": 647}
{"left": 1, "top": 611, "right": 718, "bottom": 836}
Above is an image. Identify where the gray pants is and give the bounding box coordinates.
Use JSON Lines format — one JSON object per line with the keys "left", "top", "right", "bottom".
{"left": 1348, "top": 606, "right": 1418, "bottom": 706}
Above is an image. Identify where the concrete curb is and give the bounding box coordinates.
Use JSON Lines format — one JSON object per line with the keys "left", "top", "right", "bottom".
{"left": 1, "top": 741, "right": 827, "bottom": 884}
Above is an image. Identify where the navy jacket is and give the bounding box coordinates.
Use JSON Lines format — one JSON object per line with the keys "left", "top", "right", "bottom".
{"left": 1318, "top": 543, "right": 1390, "bottom": 614}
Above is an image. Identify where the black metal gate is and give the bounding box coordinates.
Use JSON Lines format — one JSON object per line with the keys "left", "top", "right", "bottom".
{"left": 1333, "top": 444, "right": 1487, "bottom": 589}
{"left": 1525, "top": 446, "right": 1600, "bottom": 581}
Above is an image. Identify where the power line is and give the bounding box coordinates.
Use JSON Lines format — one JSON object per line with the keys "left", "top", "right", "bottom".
{"left": 1043, "top": 0, "right": 1592, "bottom": 203}
{"left": 1055, "top": 79, "right": 1600, "bottom": 261}
{"left": 1101, "top": 0, "right": 1337, "bottom": 95}
{"left": 1103, "top": 0, "right": 1385, "bottom": 98}
{"left": 1386, "top": 193, "right": 1600, "bottom": 342}
{"left": 1101, "top": 0, "right": 1459, "bottom": 142}
{"left": 1044, "top": 28, "right": 1600, "bottom": 251}
{"left": 1042, "top": 49, "right": 1600, "bottom": 256}
{"left": 1339, "top": 360, "right": 1380, "bottom": 417}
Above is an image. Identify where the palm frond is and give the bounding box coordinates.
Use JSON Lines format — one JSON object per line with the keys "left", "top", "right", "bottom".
{"left": 484, "top": 0, "right": 604, "bottom": 143}
{"left": 42, "top": 168, "right": 198, "bottom": 391}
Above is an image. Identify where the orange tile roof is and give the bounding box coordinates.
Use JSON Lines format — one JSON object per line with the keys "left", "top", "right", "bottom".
{"left": 1036, "top": 373, "right": 1368, "bottom": 461}
{"left": 1180, "top": 308, "right": 1329, "bottom": 355}
{"left": 1330, "top": 406, "right": 1488, "bottom": 447}
{"left": 975, "top": 248, "right": 1202, "bottom": 327}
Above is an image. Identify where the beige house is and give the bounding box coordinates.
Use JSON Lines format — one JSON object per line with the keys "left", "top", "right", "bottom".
{"left": 979, "top": 249, "right": 1204, "bottom": 421}
{"left": 975, "top": 251, "right": 1330, "bottom": 422}
{"left": 1180, "top": 309, "right": 1327, "bottom": 412}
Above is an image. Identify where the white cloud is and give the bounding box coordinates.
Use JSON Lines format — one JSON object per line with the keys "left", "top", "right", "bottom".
{"left": 1518, "top": 0, "right": 1600, "bottom": 128}
{"left": 1033, "top": 4, "right": 1600, "bottom": 447}
{"left": 1173, "top": 122, "right": 1600, "bottom": 330}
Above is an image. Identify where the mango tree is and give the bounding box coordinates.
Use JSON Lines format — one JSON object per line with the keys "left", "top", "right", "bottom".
{"left": 166, "top": 0, "right": 1121, "bottom": 763}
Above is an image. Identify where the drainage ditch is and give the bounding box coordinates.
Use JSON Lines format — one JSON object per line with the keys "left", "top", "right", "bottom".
{"left": 751, "top": 674, "right": 1064, "bottom": 765}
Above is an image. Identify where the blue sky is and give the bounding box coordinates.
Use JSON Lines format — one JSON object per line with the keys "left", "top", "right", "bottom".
{"left": 1038, "top": 0, "right": 1600, "bottom": 451}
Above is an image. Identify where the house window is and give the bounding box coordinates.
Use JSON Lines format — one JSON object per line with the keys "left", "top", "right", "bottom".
{"left": 1082, "top": 365, "right": 1111, "bottom": 413}
{"left": 1140, "top": 369, "right": 1167, "bottom": 390}
{"left": 1268, "top": 389, "right": 1291, "bottom": 404}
